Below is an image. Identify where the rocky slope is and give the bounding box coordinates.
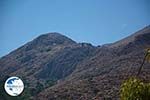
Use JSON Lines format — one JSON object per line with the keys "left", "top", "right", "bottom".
{"left": 0, "top": 26, "right": 150, "bottom": 100}
{"left": 36, "top": 26, "right": 150, "bottom": 100}
{"left": 0, "top": 33, "right": 96, "bottom": 85}
{"left": 0, "top": 32, "right": 96, "bottom": 99}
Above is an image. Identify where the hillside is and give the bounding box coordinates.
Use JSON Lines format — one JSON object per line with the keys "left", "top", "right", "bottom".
{"left": 37, "top": 26, "right": 150, "bottom": 100}
{"left": 0, "top": 26, "right": 150, "bottom": 100}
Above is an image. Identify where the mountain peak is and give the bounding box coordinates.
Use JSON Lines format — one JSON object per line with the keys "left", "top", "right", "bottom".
{"left": 35, "top": 32, "right": 76, "bottom": 45}
{"left": 15, "top": 32, "right": 77, "bottom": 52}
{"left": 38, "top": 32, "right": 66, "bottom": 38}
{"left": 36, "top": 32, "right": 75, "bottom": 44}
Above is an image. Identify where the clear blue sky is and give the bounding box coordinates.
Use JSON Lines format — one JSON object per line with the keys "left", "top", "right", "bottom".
{"left": 0, "top": 0, "right": 150, "bottom": 57}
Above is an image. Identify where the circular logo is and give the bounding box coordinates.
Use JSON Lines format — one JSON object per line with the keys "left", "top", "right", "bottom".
{"left": 4, "top": 76, "right": 24, "bottom": 96}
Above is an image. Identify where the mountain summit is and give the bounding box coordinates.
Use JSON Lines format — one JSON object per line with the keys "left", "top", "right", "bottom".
{"left": 33, "top": 32, "right": 76, "bottom": 46}
{"left": 0, "top": 26, "right": 150, "bottom": 100}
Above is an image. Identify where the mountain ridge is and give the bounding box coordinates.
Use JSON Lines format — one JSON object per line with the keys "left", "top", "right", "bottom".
{"left": 36, "top": 26, "right": 150, "bottom": 99}
{"left": 0, "top": 26, "right": 150, "bottom": 100}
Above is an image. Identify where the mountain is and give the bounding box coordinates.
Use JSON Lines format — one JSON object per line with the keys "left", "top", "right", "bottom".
{"left": 36, "top": 26, "right": 150, "bottom": 100}
{"left": 0, "top": 32, "right": 96, "bottom": 99}
{"left": 0, "top": 26, "right": 150, "bottom": 100}
{"left": 0, "top": 33, "right": 95, "bottom": 85}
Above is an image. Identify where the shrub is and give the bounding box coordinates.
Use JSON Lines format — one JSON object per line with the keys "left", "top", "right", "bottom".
{"left": 120, "top": 77, "right": 150, "bottom": 100}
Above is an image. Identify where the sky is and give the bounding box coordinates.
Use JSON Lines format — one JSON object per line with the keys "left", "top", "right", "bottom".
{"left": 0, "top": 0, "right": 150, "bottom": 57}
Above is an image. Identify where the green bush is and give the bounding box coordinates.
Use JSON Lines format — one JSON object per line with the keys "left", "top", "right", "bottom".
{"left": 120, "top": 77, "right": 150, "bottom": 100}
